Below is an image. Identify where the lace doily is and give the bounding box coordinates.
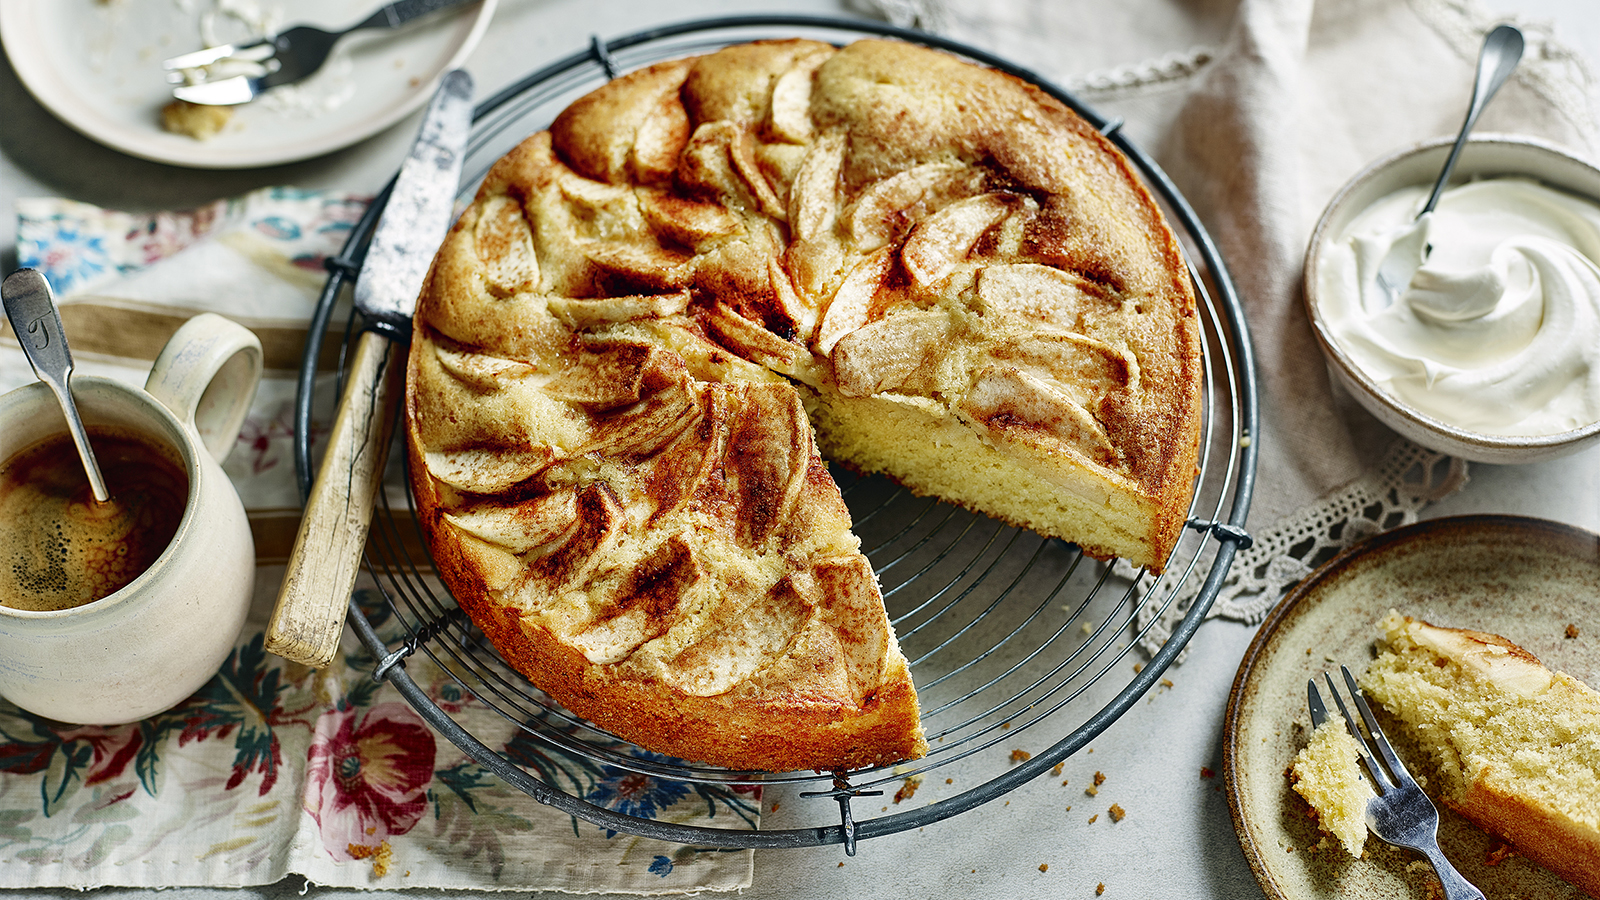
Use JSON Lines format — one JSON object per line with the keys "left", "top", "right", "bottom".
{"left": 1134, "top": 440, "right": 1468, "bottom": 658}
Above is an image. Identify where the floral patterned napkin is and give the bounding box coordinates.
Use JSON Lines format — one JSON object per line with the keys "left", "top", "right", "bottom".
{"left": 1, "top": 190, "right": 758, "bottom": 893}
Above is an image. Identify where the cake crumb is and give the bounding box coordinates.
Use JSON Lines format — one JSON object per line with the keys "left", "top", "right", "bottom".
{"left": 1566, "top": 623, "right": 1580, "bottom": 639}
{"left": 1010, "top": 749, "right": 1032, "bottom": 763}
{"left": 1088, "top": 813, "right": 1099, "bottom": 823}
{"left": 1085, "top": 784, "right": 1099, "bottom": 796}
{"left": 838, "top": 861, "right": 845, "bottom": 867}
{"left": 347, "top": 840, "right": 393, "bottom": 877}
{"left": 1200, "top": 766, "right": 1216, "bottom": 779}
{"left": 1484, "top": 841, "right": 1518, "bottom": 866}
{"left": 1038, "top": 863, "right": 1049, "bottom": 873}
{"left": 1094, "top": 771, "right": 1106, "bottom": 786}
{"left": 1096, "top": 882, "right": 1106, "bottom": 895}
{"left": 946, "top": 778, "right": 953, "bottom": 784}
{"left": 894, "top": 775, "right": 923, "bottom": 803}
{"left": 161, "top": 100, "right": 233, "bottom": 140}
{"left": 770, "top": 801, "right": 780, "bottom": 812}
{"left": 1160, "top": 678, "right": 1174, "bottom": 689}
{"left": 1052, "top": 762, "right": 1064, "bottom": 776}
{"left": 1061, "top": 779, "right": 1070, "bottom": 786}
{"left": 1109, "top": 803, "right": 1125, "bottom": 822}
{"left": 1133, "top": 662, "right": 1143, "bottom": 673}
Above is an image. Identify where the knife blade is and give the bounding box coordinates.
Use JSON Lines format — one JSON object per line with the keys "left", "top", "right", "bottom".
{"left": 265, "top": 69, "right": 473, "bottom": 668}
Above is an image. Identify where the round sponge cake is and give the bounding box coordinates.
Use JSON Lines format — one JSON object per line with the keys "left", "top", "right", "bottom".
{"left": 405, "top": 38, "right": 1203, "bottom": 771}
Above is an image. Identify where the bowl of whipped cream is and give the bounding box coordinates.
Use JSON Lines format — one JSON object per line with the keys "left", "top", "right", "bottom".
{"left": 1305, "top": 135, "right": 1600, "bottom": 463}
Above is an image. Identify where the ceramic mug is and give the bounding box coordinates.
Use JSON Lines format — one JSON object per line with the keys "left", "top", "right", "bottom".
{"left": 0, "top": 313, "right": 262, "bottom": 724}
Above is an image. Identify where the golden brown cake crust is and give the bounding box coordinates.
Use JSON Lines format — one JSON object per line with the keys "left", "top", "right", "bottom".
{"left": 405, "top": 38, "right": 1203, "bottom": 772}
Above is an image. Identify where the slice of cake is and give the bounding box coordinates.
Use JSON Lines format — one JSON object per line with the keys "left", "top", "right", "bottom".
{"left": 405, "top": 38, "right": 1203, "bottom": 772}
{"left": 1290, "top": 712, "right": 1374, "bottom": 857}
{"left": 1360, "top": 611, "right": 1600, "bottom": 895}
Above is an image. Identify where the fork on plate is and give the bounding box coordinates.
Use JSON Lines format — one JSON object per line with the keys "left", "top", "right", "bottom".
{"left": 1308, "top": 667, "right": 1486, "bottom": 900}
{"left": 163, "top": 0, "right": 475, "bottom": 105}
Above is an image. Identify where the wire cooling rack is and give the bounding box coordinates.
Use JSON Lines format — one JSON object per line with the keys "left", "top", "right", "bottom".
{"left": 293, "top": 14, "right": 1259, "bottom": 853}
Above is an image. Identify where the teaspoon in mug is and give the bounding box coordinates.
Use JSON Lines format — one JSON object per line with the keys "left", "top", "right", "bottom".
{"left": 1, "top": 268, "right": 111, "bottom": 502}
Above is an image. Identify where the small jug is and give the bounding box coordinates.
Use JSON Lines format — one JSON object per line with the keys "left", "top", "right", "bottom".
{"left": 0, "top": 313, "right": 262, "bottom": 724}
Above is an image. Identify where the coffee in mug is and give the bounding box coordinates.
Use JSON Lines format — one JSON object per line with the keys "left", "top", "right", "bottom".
{"left": 0, "top": 425, "right": 188, "bottom": 611}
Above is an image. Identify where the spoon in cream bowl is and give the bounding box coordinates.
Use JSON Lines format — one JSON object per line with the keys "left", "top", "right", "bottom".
{"left": 1375, "top": 24, "right": 1524, "bottom": 307}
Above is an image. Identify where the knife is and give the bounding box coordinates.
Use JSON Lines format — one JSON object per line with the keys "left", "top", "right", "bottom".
{"left": 265, "top": 69, "right": 473, "bottom": 668}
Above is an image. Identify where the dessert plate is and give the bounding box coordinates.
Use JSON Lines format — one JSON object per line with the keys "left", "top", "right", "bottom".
{"left": 1224, "top": 515, "right": 1599, "bottom": 900}
{"left": 0, "top": 0, "right": 495, "bottom": 169}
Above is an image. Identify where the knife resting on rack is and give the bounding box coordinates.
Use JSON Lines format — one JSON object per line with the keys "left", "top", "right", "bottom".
{"left": 266, "top": 69, "right": 473, "bottom": 668}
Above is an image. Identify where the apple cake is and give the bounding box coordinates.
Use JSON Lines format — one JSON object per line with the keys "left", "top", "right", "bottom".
{"left": 1290, "top": 713, "right": 1374, "bottom": 857}
{"left": 1360, "top": 612, "right": 1600, "bottom": 895}
{"left": 405, "top": 38, "right": 1203, "bottom": 771}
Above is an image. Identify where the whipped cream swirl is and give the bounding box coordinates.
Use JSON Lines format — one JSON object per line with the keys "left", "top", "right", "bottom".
{"left": 1317, "top": 177, "right": 1600, "bottom": 437}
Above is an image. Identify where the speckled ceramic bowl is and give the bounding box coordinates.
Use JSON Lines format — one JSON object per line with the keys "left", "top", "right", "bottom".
{"left": 1303, "top": 135, "right": 1600, "bottom": 464}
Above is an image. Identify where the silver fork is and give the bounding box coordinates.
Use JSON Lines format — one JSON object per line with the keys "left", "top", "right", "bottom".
{"left": 163, "top": 0, "right": 476, "bottom": 106}
{"left": 1309, "top": 667, "right": 1486, "bottom": 900}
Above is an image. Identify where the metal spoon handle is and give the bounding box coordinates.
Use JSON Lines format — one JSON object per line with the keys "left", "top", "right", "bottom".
{"left": 1, "top": 269, "right": 110, "bottom": 502}
{"left": 1421, "top": 24, "right": 1525, "bottom": 216}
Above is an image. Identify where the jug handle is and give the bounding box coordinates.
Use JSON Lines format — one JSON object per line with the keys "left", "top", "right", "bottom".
{"left": 145, "top": 313, "right": 264, "bottom": 464}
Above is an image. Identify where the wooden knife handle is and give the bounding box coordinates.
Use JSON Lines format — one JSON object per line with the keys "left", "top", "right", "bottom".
{"left": 266, "top": 331, "right": 404, "bottom": 668}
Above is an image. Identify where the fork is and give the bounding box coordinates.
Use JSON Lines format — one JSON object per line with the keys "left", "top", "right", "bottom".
{"left": 1308, "top": 667, "right": 1486, "bottom": 900}
{"left": 163, "top": 0, "right": 476, "bottom": 106}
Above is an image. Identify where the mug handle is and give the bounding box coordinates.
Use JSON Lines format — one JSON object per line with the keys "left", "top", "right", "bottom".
{"left": 145, "top": 313, "right": 264, "bottom": 464}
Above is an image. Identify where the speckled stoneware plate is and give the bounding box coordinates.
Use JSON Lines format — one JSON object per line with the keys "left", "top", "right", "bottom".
{"left": 1224, "top": 515, "right": 1600, "bottom": 900}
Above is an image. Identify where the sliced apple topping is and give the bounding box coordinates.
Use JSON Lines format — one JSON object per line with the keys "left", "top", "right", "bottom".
{"left": 723, "top": 384, "right": 812, "bottom": 550}
{"left": 631, "top": 91, "right": 691, "bottom": 185}
{"left": 902, "top": 193, "right": 1014, "bottom": 287}
{"left": 581, "top": 240, "right": 696, "bottom": 292}
{"left": 637, "top": 187, "right": 742, "bottom": 249}
{"left": 542, "top": 341, "right": 686, "bottom": 411}
{"left": 844, "top": 163, "right": 983, "bottom": 252}
{"left": 814, "top": 247, "right": 892, "bottom": 354}
{"left": 976, "top": 263, "right": 1113, "bottom": 330}
{"left": 576, "top": 374, "right": 700, "bottom": 459}
{"left": 706, "top": 301, "right": 806, "bottom": 368}
{"left": 548, "top": 57, "right": 694, "bottom": 185}
{"left": 642, "top": 388, "right": 731, "bottom": 523}
{"left": 546, "top": 291, "right": 690, "bottom": 329}
{"left": 731, "top": 126, "right": 786, "bottom": 220}
{"left": 571, "top": 535, "right": 705, "bottom": 665}
{"left": 767, "top": 46, "right": 833, "bottom": 144}
{"left": 442, "top": 490, "right": 580, "bottom": 555}
{"left": 663, "top": 571, "right": 813, "bottom": 697}
{"left": 432, "top": 341, "right": 537, "bottom": 392}
{"left": 991, "top": 330, "right": 1137, "bottom": 405}
{"left": 555, "top": 167, "right": 643, "bottom": 235}
{"left": 960, "top": 364, "right": 1116, "bottom": 463}
{"left": 473, "top": 194, "right": 540, "bottom": 297}
{"left": 788, "top": 133, "right": 845, "bottom": 243}
{"left": 809, "top": 556, "right": 890, "bottom": 701}
{"left": 677, "top": 121, "right": 782, "bottom": 218}
{"left": 831, "top": 308, "right": 953, "bottom": 397}
{"left": 424, "top": 448, "right": 555, "bottom": 495}
{"left": 516, "top": 482, "right": 624, "bottom": 599}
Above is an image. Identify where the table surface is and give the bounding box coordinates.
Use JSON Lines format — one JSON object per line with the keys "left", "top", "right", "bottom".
{"left": 2, "top": 1, "right": 1597, "bottom": 898}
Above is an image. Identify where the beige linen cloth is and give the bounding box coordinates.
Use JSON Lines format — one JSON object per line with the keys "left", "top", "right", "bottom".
{"left": 861, "top": 0, "right": 1600, "bottom": 629}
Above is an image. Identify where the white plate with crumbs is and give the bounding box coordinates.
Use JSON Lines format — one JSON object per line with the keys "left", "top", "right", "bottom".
{"left": 1224, "top": 515, "right": 1600, "bottom": 900}
{"left": 0, "top": 0, "right": 495, "bottom": 169}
